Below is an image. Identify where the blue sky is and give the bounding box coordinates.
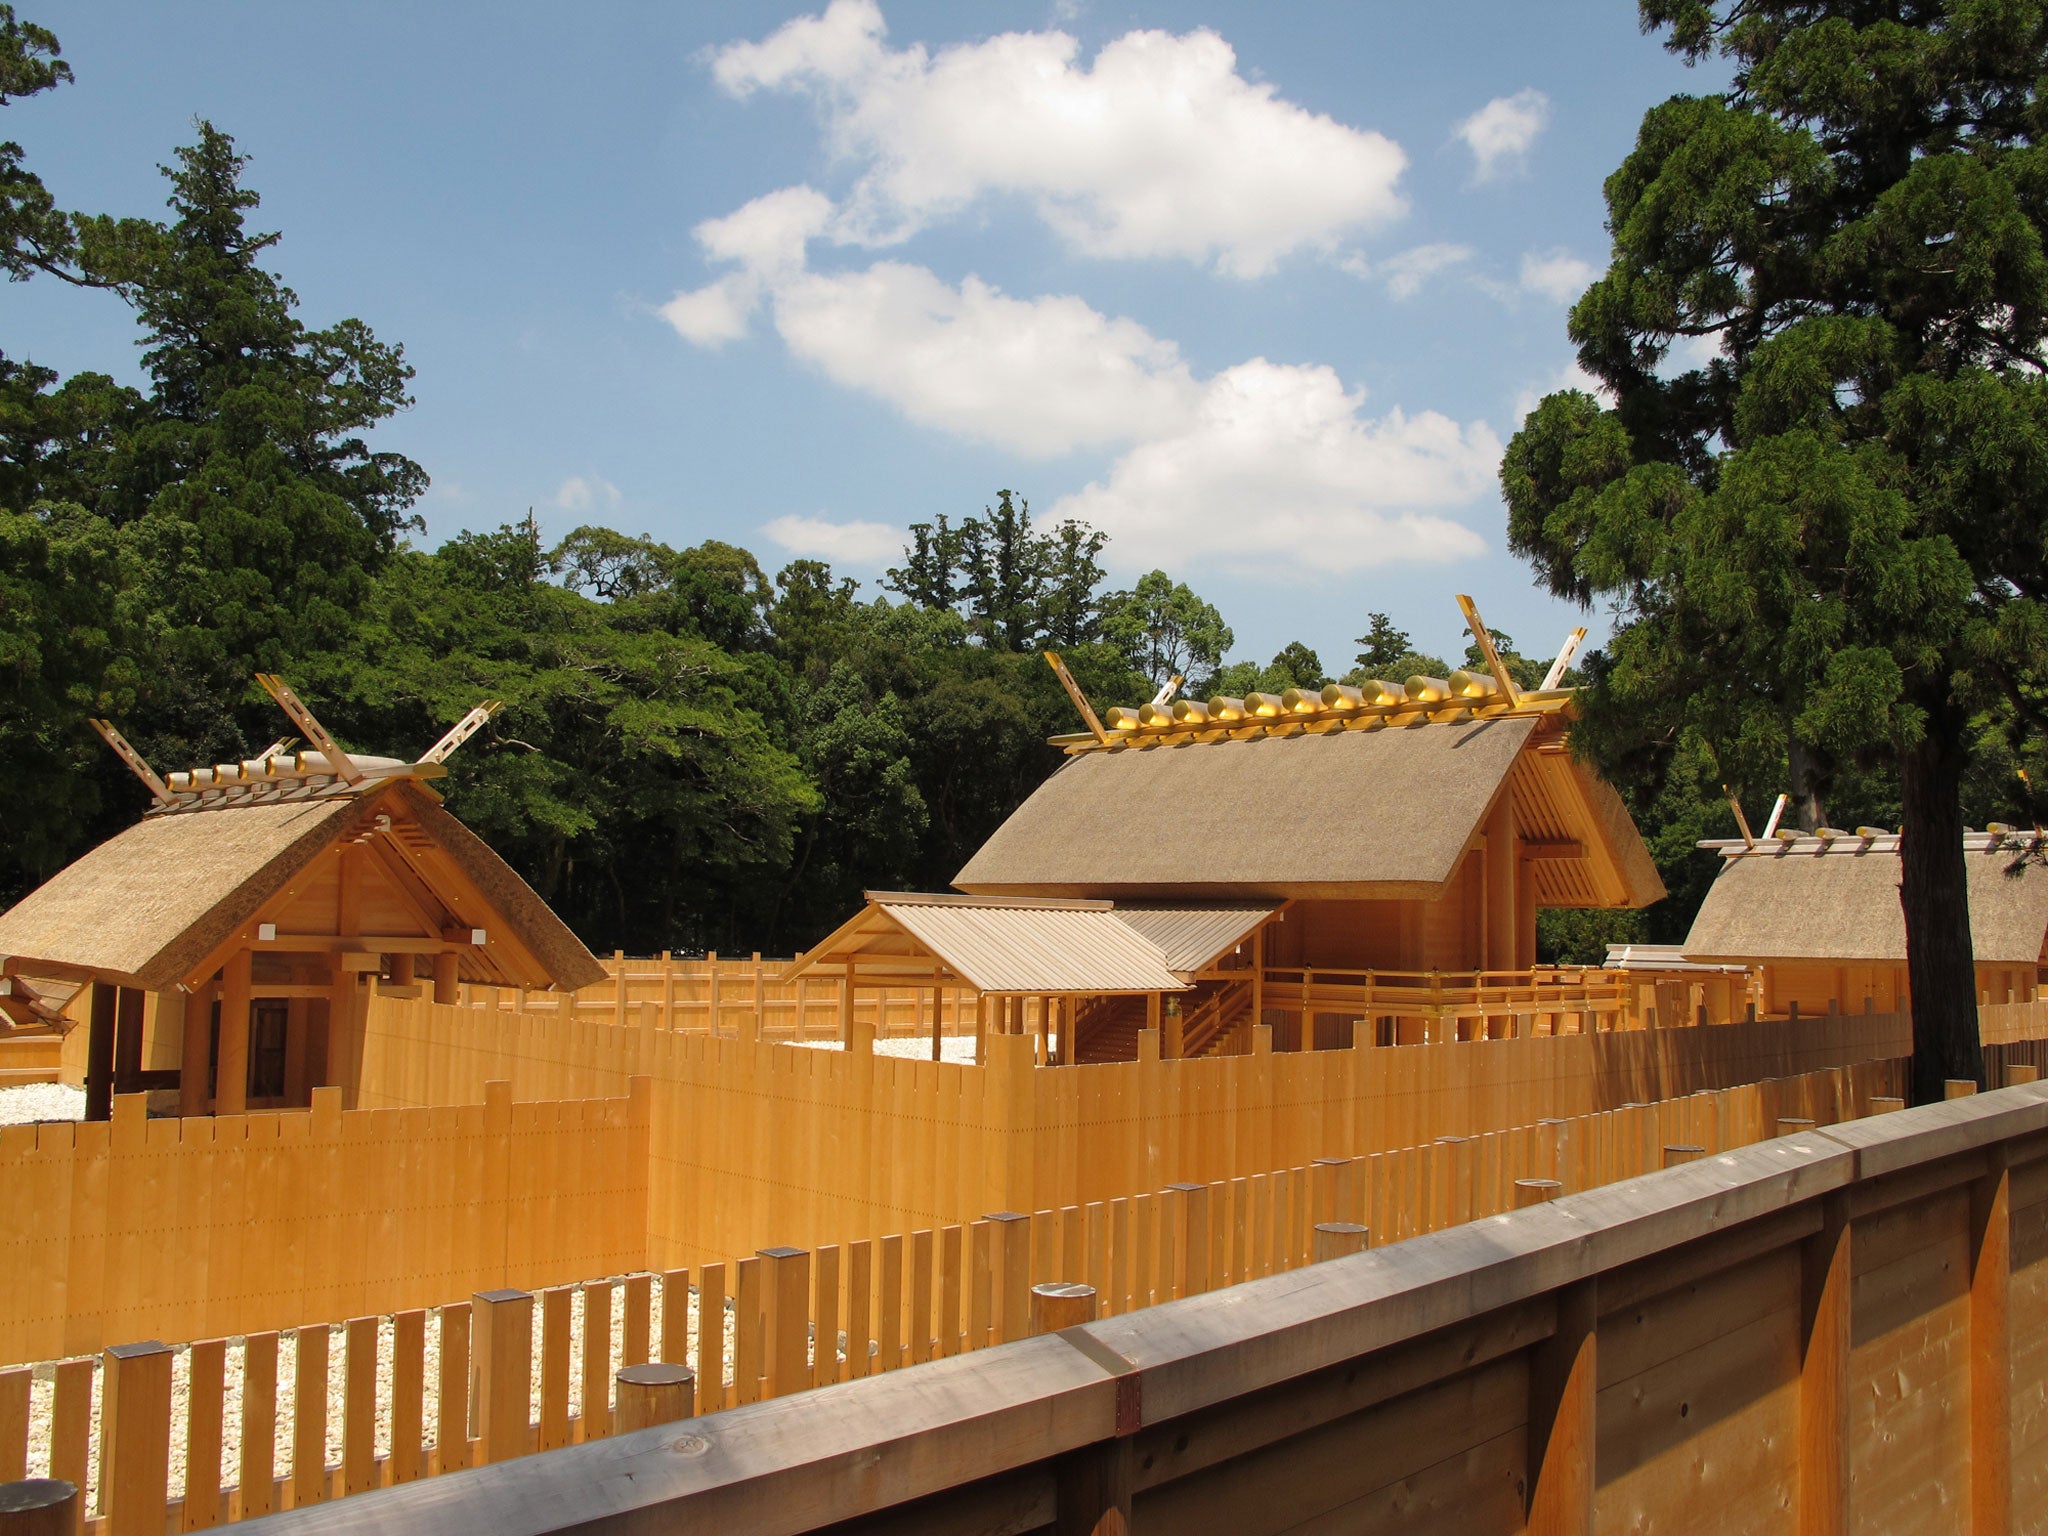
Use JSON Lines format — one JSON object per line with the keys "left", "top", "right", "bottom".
{"left": 7, "top": 2, "right": 1716, "bottom": 676}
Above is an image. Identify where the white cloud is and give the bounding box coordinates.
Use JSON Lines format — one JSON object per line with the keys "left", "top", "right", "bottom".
{"left": 1454, "top": 88, "right": 1549, "bottom": 182}
{"left": 660, "top": 187, "right": 837, "bottom": 345}
{"left": 1519, "top": 249, "right": 1594, "bottom": 304}
{"left": 768, "top": 262, "right": 1199, "bottom": 455}
{"left": 1052, "top": 359, "right": 1497, "bottom": 573}
{"left": 1362, "top": 242, "right": 1474, "bottom": 301}
{"left": 763, "top": 514, "right": 905, "bottom": 565}
{"left": 709, "top": 0, "right": 1407, "bottom": 277}
{"left": 554, "top": 475, "right": 623, "bottom": 513}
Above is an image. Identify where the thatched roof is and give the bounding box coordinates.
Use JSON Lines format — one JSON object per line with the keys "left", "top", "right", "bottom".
{"left": 1683, "top": 841, "right": 2048, "bottom": 965}
{"left": 0, "top": 778, "right": 602, "bottom": 992}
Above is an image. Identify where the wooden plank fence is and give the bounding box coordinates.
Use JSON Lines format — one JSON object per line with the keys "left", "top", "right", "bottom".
{"left": 222, "top": 1078, "right": 2048, "bottom": 1536}
{"left": 336, "top": 987, "right": 1943, "bottom": 1267}
{"left": 0, "top": 1084, "right": 650, "bottom": 1366}
{"left": 0, "top": 1050, "right": 1934, "bottom": 1533}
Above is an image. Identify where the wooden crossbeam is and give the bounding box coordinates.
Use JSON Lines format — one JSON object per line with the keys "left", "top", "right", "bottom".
{"left": 421, "top": 701, "right": 503, "bottom": 765}
{"left": 255, "top": 673, "right": 362, "bottom": 782}
{"left": 1043, "top": 652, "right": 1108, "bottom": 743}
{"left": 1456, "top": 595, "right": 1520, "bottom": 706}
{"left": 88, "top": 719, "right": 173, "bottom": 804}
{"left": 1541, "top": 628, "right": 1588, "bottom": 691}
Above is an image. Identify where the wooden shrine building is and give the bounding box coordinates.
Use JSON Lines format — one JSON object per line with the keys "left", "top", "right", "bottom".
{"left": 0, "top": 677, "right": 603, "bottom": 1118}
{"left": 1683, "top": 828, "right": 2048, "bottom": 1016}
{"left": 788, "top": 625, "right": 1666, "bottom": 1061}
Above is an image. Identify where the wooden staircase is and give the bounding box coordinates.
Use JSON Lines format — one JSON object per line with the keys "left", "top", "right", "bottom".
{"left": 1069, "top": 975, "right": 1259, "bottom": 1064}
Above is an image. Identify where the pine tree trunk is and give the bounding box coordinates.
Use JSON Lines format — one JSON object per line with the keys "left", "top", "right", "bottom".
{"left": 1899, "top": 724, "right": 1984, "bottom": 1103}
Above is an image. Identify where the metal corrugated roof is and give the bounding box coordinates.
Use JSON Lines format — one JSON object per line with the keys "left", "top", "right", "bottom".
{"left": 1110, "top": 905, "right": 1278, "bottom": 973}
{"left": 880, "top": 899, "right": 1185, "bottom": 995}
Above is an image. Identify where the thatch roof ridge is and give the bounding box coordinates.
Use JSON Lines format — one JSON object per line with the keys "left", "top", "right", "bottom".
{"left": 954, "top": 717, "right": 1540, "bottom": 899}
{"left": 0, "top": 779, "right": 603, "bottom": 992}
{"left": 1682, "top": 841, "right": 2048, "bottom": 965}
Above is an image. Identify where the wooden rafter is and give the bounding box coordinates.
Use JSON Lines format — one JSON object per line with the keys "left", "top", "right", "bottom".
{"left": 88, "top": 719, "right": 173, "bottom": 804}
{"left": 1456, "top": 594, "right": 1520, "bottom": 707}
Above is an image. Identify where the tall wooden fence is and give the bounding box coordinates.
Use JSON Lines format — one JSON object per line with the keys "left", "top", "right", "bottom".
{"left": 339, "top": 988, "right": 1937, "bottom": 1267}
{"left": 224, "top": 1079, "right": 2048, "bottom": 1536}
{"left": 0, "top": 1053, "right": 1912, "bottom": 1533}
{"left": 0, "top": 1083, "right": 649, "bottom": 1366}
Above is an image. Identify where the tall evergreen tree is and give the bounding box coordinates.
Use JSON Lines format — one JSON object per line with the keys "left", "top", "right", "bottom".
{"left": 116, "top": 123, "right": 426, "bottom": 761}
{"left": 1502, "top": 0, "right": 2048, "bottom": 1099}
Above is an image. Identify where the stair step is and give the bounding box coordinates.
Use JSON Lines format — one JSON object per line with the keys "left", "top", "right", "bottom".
{"left": 0, "top": 1067, "right": 62, "bottom": 1087}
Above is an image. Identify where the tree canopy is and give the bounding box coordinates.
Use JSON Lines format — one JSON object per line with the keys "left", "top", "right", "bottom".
{"left": 1503, "top": 0, "right": 2048, "bottom": 1097}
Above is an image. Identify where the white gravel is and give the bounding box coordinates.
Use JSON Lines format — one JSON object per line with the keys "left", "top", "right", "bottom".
{"left": 0, "top": 1082, "right": 84, "bottom": 1125}
{"left": 789, "top": 1035, "right": 991, "bottom": 1064}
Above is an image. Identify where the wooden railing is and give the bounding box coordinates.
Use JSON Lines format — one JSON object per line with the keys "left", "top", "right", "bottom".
{"left": 1177, "top": 973, "right": 1255, "bottom": 1057}
{"left": 0, "top": 1051, "right": 1934, "bottom": 1533}
{"left": 221, "top": 1075, "right": 2048, "bottom": 1536}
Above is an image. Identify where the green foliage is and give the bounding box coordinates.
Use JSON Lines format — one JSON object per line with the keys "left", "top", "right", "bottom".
{"left": 1212, "top": 641, "right": 1329, "bottom": 698}
{"left": 1504, "top": 0, "right": 2048, "bottom": 1089}
{"left": 1099, "top": 570, "right": 1234, "bottom": 693}
{"left": 885, "top": 490, "right": 1108, "bottom": 652}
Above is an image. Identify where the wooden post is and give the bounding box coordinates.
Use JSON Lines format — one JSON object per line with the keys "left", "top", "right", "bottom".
{"left": 1527, "top": 1279, "right": 1596, "bottom": 1536}
{"left": 183, "top": 1337, "right": 225, "bottom": 1530}
{"left": 0, "top": 1482, "right": 77, "bottom": 1536}
{"left": 1147, "top": 992, "right": 1165, "bottom": 1058}
{"left": 84, "top": 982, "right": 115, "bottom": 1122}
{"left": 432, "top": 952, "right": 460, "bottom": 1006}
{"left": 472, "top": 1289, "right": 533, "bottom": 1465}
{"left": 292, "top": 1326, "right": 327, "bottom": 1508}
{"left": 1029, "top": 1283, "right": 1096, "bottom": 1335}
{"left": 434, "top": 1304, "right": 469, "bottom": 1474}
{"left": 1775, "top": 1115, "right": 1815, "bottom": 1138}
{"left": 1869, "top": 1096, "right": 1906, "bottom": 1114}
{"left": 1311, "top": 1222, "right": 1368, "bottom": 1260}
{"left": 1168, "top": 1183, "right": 1210, "bottom": 1296}
{"left": 2005, "top": 1063, "right": 2040, "bottom": 1087}
{"left": 615, "top": 1365, "right": 695, "bottom": 1434}
{"left": 99, "top": 1340, "right": 171, "bottom": 1531}
{"left": 1798, "top": 1194, "right": 1851, "bottom": 1536}
{"left": 987, "top": 1213, "right": 1031, "bottom": 1344}
{"left": 177, "top": 986, "right": 209, "bottom": 1117}
{"left": 1947, "top": 1079, "right": 1978, "bottom": 1099}
{"left": 238, "top": 1333, "right": 278, "bottom": 1517}
{"left": 1662, "top": 1144, "right": 1705, "bottom": 1167}
{"left": 1972, "top": 1158, "right": 2013, "bottom": 1536}
{"left": 215, "top": 951, "right": 252, "bottom": 1116}
{"left": 112, "top": 987, "right": 145, "bottom": 1096}
{"left": 1515, "top": 1178, "right": 1563, "bottom": 1206}
{"left": 932, "top": 986, "right": 943, "bottom": 1063}
{"left": 759, "top": 1247, "right": 811, "bottom": 1399}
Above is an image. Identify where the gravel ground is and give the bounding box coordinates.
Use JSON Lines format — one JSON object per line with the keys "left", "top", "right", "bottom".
{"left": 790, "top": 1034, "right": 1037, "bottom": 1064}
{"left": 0, "top": 1082, "right": 84, "bottom": 1126}
{"left": 22, "top": 1278, "right": 748, "bottom": 1511}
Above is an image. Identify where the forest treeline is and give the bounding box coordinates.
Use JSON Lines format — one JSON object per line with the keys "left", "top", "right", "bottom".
{"left": 7, "top": 5, "right": 2043, "bottom": 964}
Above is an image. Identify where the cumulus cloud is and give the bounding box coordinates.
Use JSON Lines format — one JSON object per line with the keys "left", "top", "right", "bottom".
{"left": 709, "top": 0, "right": 1406, "bottom": 277}
{"left": 763, "top": 514, "right": 905, "bottom": 565}
{"left": 1519, "top": 248, "right": 1594, "bottom": 303}
{"left": 1052, "top": 360, "right": 1497, "bottom": 572}
{"left": 554, "top": 475, "right": 622, "bottom": 512}
{"left": 769, "top": 263, "right": 1198, "bottom": 455}
{"left": 1454, "top": 88, "right": 1549, "bottom": 182}
{"left": 659, "top": 187, "right": 836, "bottom": 345}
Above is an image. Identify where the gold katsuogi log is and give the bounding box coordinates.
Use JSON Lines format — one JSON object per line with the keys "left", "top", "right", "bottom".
{"left": 1138, "top": 701, "right": 1176, "bottom": 727}
{"left": 1356, "top": 678, "right": 1407, "bottom": 706}
{"left": 1244, "top": 691, "right": 1286, "bottom": 718}
{"left": 1447, "top": 669, "right": 1499, "bottom": 701}
{"left": 1404, "top": 674, "right": 1451, "bottom": 703}
{"left": 1280, "top": 687, "right": 1323, "bottom": 716}
{"left": 1171, "top": 698, "right": 1211, "bottom": 725}
{"left": 1104, "top": 706, "right": 1145, "bottom": 731}
{"left": 1206, "top": 695, "right": 1246, "bottom": 722}
{"left": 1320, "top": 683, "right": 1366, "bottom": 711}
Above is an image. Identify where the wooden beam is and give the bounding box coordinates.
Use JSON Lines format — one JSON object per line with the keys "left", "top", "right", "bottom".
{"left": 87, "top": 718, "right": 173, "bottom": 804}
{"left": 1456, "top": 593, "right": 1520, "bottom": 705}
{"left": 1541, "top": 626, "right": 1587, "bottom": 690}
{"left": 420, "top": 701, "right": 503, "bottom": 766}
{"left": 255, "top": 673, "right": 361, "bottom": 781}
{"left": 215, "top": 950, "right": 252, "bottom": 1116}
{"left": 113, "top": 985, "right": 146, "bottom": 1096}
{"left": 1527, "top": 1278, "right": 1595, "bottom": 1536}
{"left": 1972, "top": 1157, "right": 2013, "bottom": 1536}
{"left": 1044, "top": 651, "right": 1109, "bottom": 744}
{"left": 84, "top": 980, "right": 115, "bottom": 1122}
{"left": 1798, "top": 1193, "right": 1851, "bottom": 1535}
